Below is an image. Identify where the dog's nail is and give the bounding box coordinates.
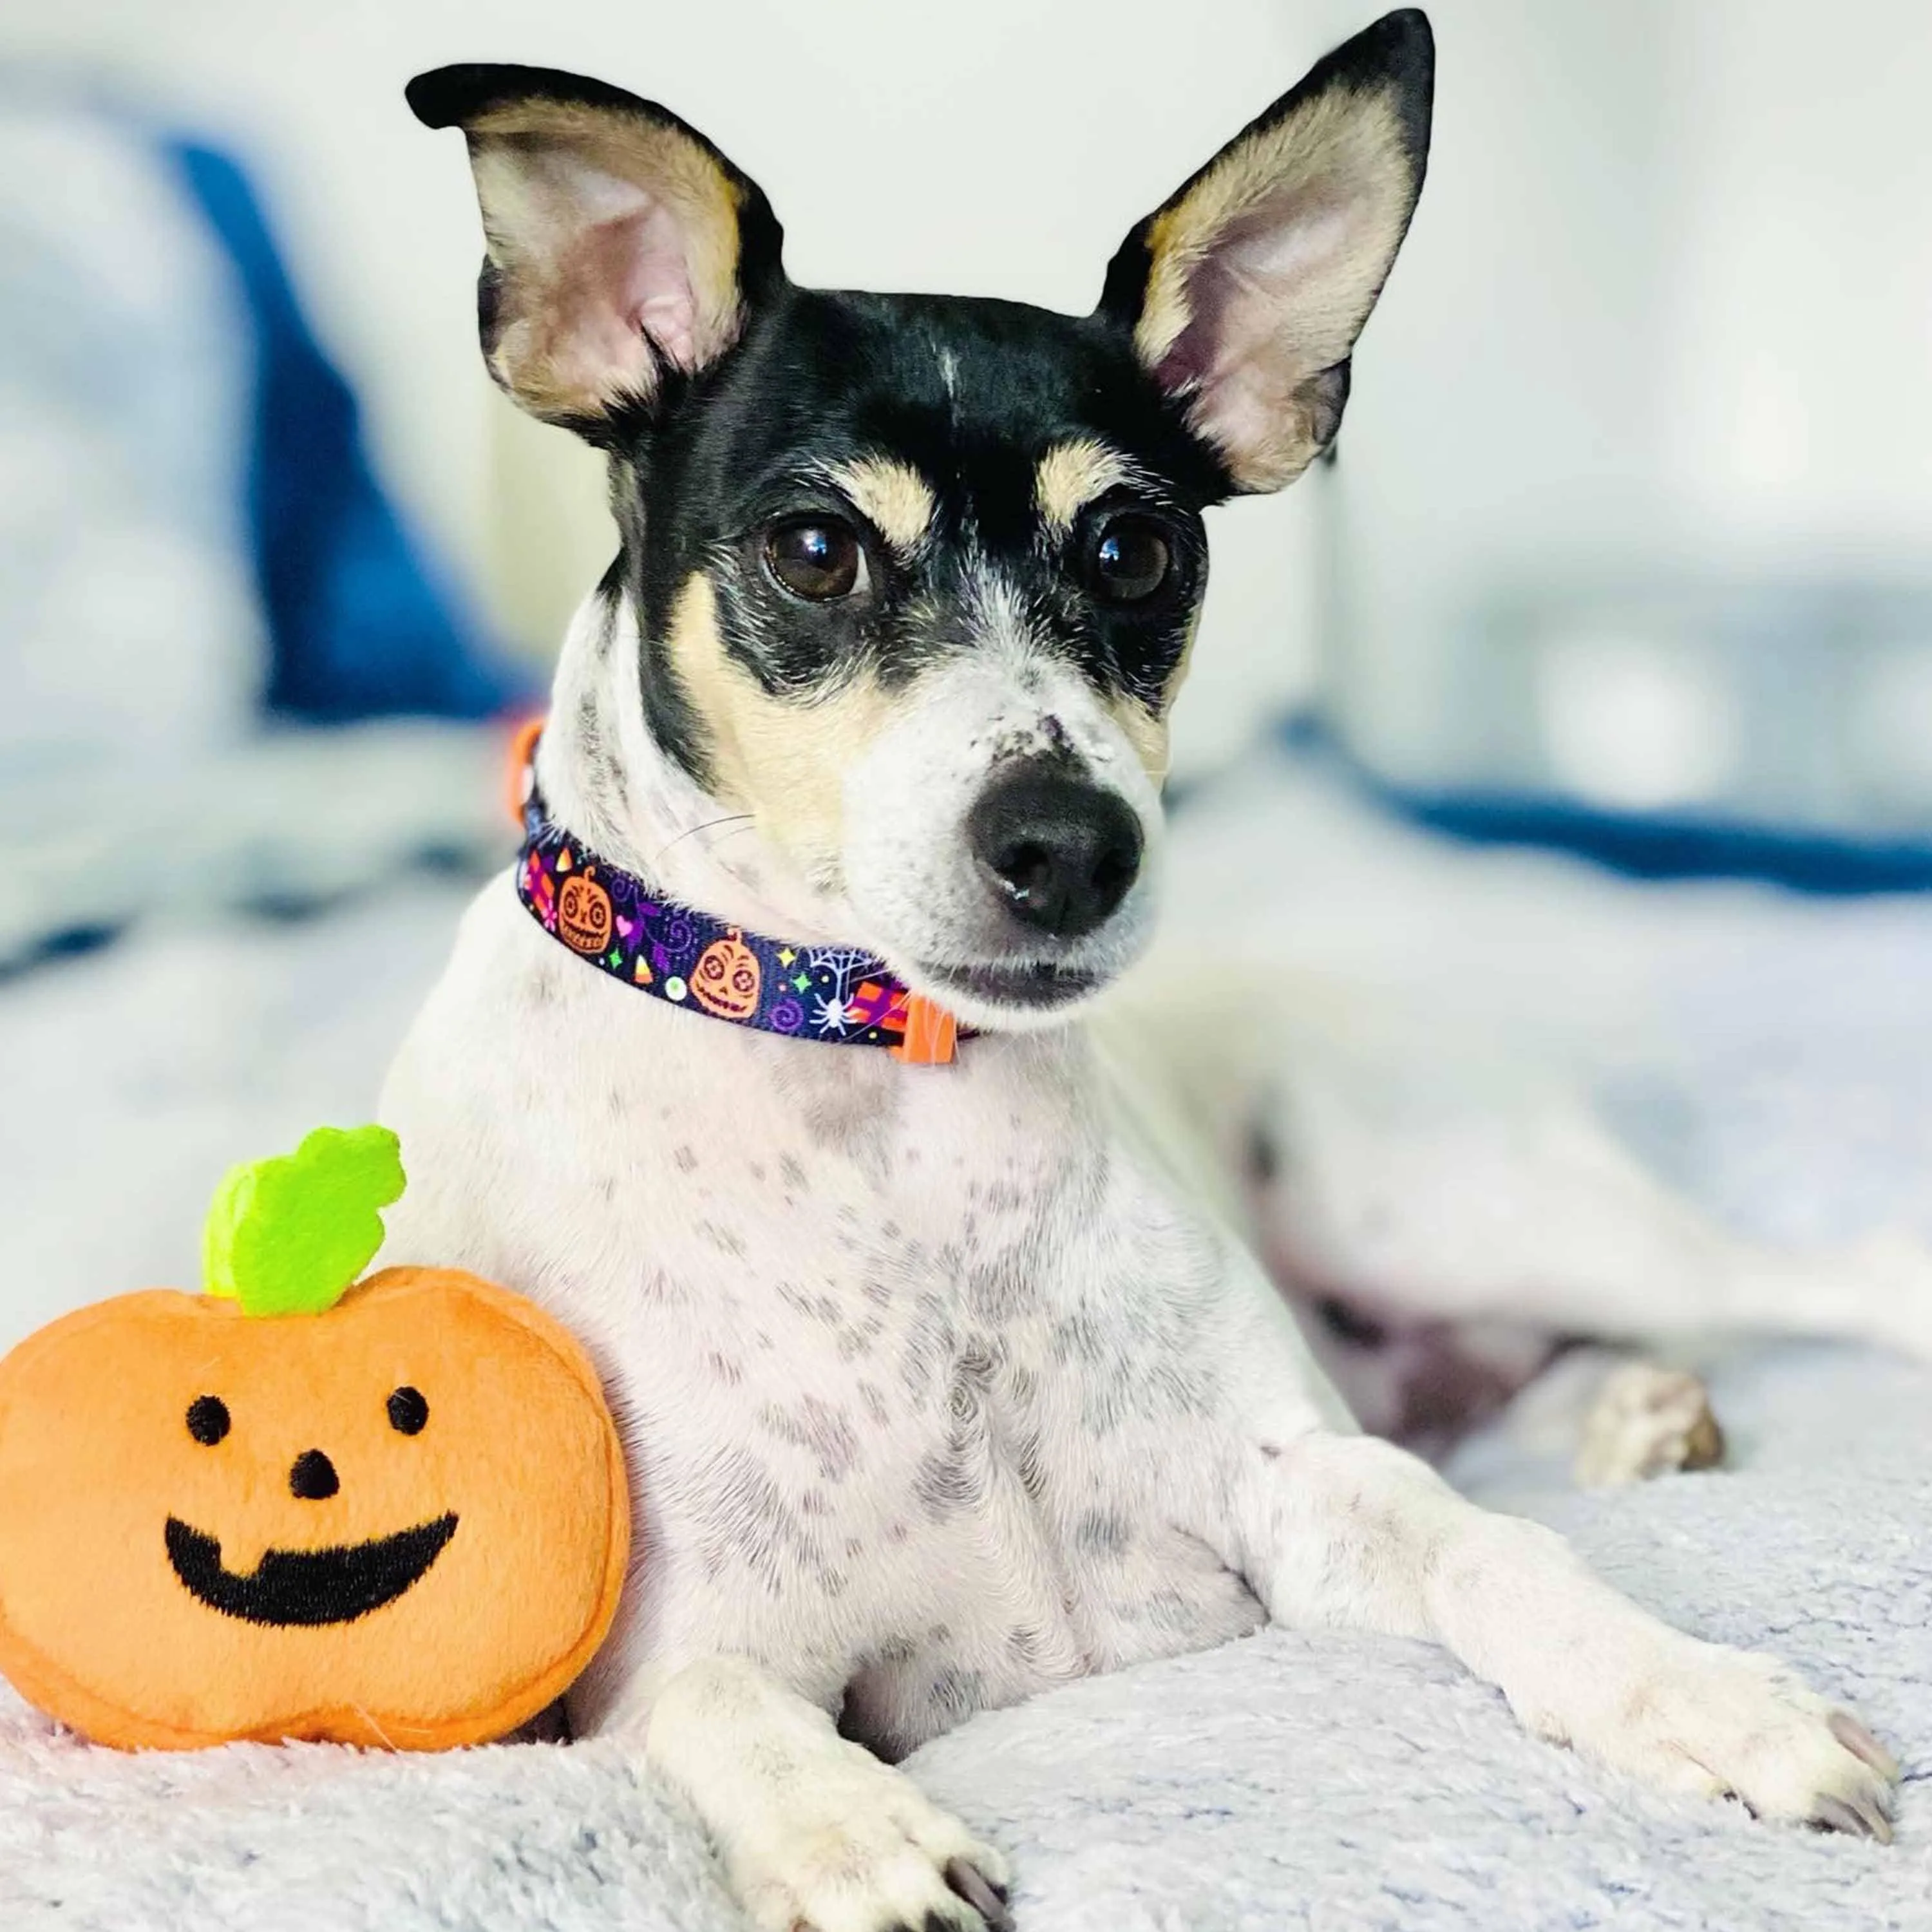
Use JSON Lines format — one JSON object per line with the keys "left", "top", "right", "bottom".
{"left": 1813, "top": 1796, "right": 1870, "bottom": 1839}
{"left": 1852, "top": 1791, "right": 1894, "bottom": 1844}
{"left": 1830, "top": 1712, "right": 1901, "bottom": 1781}
{"left": 1816, "top": 1785, "right": 1893, "bottom": 1847}
{"left": 945, "top": 1857, "right": 1014, "bottom": 1928}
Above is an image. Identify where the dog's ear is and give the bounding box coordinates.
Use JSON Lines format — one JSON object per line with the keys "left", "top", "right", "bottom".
{"left": 1098, "top": 10, "right": 1432, "bottom": 492}
{"left": 407, "top": 64, "right": 784, "bottom": 429}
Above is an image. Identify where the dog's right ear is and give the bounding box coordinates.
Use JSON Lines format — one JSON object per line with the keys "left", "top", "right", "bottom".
{"left": 1097, "top": 10, "right": 1432, "bottom": 492}
{"left": 407, "top": 64, "right": 784, "bottom": 430}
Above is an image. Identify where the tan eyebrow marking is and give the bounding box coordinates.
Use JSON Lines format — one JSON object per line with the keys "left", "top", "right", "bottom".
{"left": 826, "top": 457, "right": 937, "bottom": 553}
{"left": 1034, "top": 438, "right": 1135, "bottom": 537}
{"left": 1106, "top": 606, "right": 1202, "bottom": 785}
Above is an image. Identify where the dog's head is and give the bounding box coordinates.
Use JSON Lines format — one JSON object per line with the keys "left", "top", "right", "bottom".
{"left": 410, "top": 12, "right": 1432, "bottom": 1029}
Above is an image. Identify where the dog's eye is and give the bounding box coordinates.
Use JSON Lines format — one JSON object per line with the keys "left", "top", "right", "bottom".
{"left": 1087, "top": 515, "right": 1173, "bottom": 606}
{"left": 765, "top": 518, "right": 865, "bottom": 601}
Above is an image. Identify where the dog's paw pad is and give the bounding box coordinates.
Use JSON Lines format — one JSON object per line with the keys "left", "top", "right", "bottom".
{"left": 1575, "top": 1362, "right": 1724, "bottom": 1486}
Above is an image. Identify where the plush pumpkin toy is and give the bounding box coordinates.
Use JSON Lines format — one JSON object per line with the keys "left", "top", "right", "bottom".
{"left": 0, "top": 1128, "right": 629, "bottom": 1751}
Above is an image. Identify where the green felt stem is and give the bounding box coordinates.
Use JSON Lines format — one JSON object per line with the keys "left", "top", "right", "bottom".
{"left": 202, "top": 1126, "right": 408, "bottom": 1317}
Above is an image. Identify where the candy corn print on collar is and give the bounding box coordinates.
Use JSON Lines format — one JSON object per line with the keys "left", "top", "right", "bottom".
{"left": 511, "top": 724, "right": 963, "bottom": 1065}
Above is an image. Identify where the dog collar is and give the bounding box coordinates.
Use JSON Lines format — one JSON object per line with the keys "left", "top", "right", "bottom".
{"left": 511, "top": 723, "right": 961, "bottom": 1065}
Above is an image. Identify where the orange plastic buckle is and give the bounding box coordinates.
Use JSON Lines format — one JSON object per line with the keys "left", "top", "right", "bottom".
{"left": 890, "top": 994, "right": 960, "bottom": 1066}
{"left": 505, "top": 714, "right": 547, "bottom": 826}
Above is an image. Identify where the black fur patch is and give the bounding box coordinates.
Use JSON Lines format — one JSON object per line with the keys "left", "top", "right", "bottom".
{"left": 611, "top": 286, "right": 1229, "bottom": 784}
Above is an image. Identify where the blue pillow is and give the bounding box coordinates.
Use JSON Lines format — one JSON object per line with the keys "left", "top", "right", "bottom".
{"left": 169, "top": 138, "right": 531, "bottom": 725}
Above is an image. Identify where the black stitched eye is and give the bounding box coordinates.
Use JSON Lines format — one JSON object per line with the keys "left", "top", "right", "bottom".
{"left": 1088, "top": 515, "right": 1173, "bottom": 606}
{"left": 765, "top": 518, "right": 864, "bottom": 600}
{"left": 387, "top": 1387, "right": 429, "bottom": 1435}
{"left": 186, "top": 1395, "right": 230, "bottom": 1446}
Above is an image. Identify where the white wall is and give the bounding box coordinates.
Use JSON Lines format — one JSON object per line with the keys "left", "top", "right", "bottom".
{"left": 1329, "top": 0, "right": 1932, "bottom": 782}
{"left": 1659, "top": 0, "right": 1932, "bottom": 559}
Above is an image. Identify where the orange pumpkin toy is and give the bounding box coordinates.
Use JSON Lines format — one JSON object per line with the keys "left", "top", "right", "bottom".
{"left": 0, "top": 1127, "right": 629, "bottom": 1752}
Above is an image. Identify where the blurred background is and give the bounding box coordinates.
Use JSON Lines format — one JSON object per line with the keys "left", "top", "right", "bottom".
{"left": 3, "top": 0, "right": 1931, "bottom": 1347}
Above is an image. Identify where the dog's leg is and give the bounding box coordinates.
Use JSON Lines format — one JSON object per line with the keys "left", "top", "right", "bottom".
{"left": 642, "top": 1656, "right": 1011, "bottom": 1932}
{"left": 1250, "top": 1054, "right": 1932, "bottom": 1361}
{"left": 1221, "top": 1423, "right": 1898, "bottom": 1834}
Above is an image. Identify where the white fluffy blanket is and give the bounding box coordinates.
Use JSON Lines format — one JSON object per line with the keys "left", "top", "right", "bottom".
{"left": 4, "top": 1340, "right": 1926, "bottom": 1931}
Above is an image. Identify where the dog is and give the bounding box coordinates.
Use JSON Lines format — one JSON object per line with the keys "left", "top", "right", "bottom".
{"left": 380, "top": 15, "right": 1899, "bottom": 1928}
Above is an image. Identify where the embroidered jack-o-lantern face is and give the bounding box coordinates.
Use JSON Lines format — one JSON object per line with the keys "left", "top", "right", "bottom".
{"left": 0, "top": 1269, "right": 629, "bottom": 1751}
{"left": 690, "top": 927, "right": 761, "bottom": 1020}
{"left": 557, "top": 871, "right": 613, "bottom": 954}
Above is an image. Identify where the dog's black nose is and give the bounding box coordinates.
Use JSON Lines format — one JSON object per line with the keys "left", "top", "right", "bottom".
{"left": 289, "top": 1449, "right": 340, "bottom": 1501}
{"left": 968, "top": 761, "right": 1143, "bottom": 940}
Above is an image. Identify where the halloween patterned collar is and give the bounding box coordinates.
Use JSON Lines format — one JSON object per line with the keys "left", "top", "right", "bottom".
{"left": 513, "top": 728, "right": 961, "bottom": 1065}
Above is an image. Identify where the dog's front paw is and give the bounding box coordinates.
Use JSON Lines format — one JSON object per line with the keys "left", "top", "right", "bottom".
{"left": 1551, "top": 1638, "right": 1899, "bottom": 1839}
{"left": 730, "top": 1741, "right": 1011, "bottom": 1932}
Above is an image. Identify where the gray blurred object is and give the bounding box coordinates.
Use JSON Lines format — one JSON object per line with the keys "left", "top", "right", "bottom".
{"left": 1369, "top": 573, "right": 1932, "bottom": 835}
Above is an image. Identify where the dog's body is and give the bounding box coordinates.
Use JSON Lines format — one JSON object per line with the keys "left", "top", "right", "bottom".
{"left": 385, "top": 17, "right": 1899, "bottom": 1927}
{"left": 385, "top": 699, "right": 1283, "bottom": 1760}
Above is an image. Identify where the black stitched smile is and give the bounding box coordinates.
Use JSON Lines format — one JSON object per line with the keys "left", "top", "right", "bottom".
{"left": 164, "top": 1513, "right": 459, "bottom": 1626}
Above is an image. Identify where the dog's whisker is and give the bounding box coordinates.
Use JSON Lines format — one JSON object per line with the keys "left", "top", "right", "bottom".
{"left": 650, "top": 815, "right": 756, "bottom": 871}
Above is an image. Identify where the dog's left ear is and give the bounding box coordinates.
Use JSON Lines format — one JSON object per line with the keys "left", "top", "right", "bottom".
{"left": 407, "top": 64, "right": 784, "bottom": 430}
{"left": 1099, "top": 9, "right": 1433, "bottom": 491}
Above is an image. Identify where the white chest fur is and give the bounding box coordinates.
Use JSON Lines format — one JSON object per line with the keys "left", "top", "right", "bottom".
{"left": 379, "top": 879, "right": 1278, "bottom": 1756}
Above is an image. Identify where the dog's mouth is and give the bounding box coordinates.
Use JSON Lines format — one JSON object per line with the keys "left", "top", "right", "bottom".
{"left": 164, "top": 1513, "right": 458, "bottom": 1626}
{"left": 920, "top": 958, "right": 1104, "bottom": 1012}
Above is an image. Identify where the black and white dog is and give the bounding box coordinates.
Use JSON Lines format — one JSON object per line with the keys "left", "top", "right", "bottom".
{"left": 382, "top": 15, "right": 1898, "bottom": 1928}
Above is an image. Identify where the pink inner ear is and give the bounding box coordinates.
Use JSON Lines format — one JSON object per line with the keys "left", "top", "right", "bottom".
{"left": 620, "top": 198, "right": 701, "bottom": 372}
{"left": 1156, "top": 184, "right": 1367, "bottom": 402}
{"left": 553, "top": 195, "right": 701, "bottom": 400}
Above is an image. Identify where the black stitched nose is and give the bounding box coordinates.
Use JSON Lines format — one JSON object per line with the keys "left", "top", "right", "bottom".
{"left": 289, "top": 1449, "right": 339, "bottom": 1501}
{"left": 967, "top": 761, "right": 1143, "bottom": 940}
